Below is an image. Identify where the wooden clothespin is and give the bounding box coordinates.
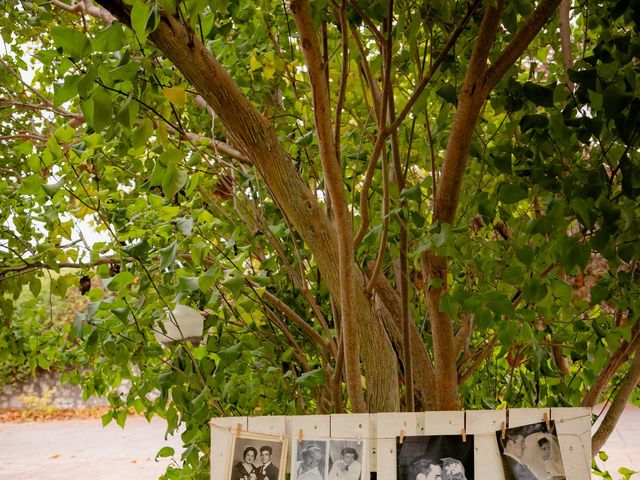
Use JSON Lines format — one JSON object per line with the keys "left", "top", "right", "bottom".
{"left": 357, "top": 433, "right": 362, "bottom": 445}
{"left": 236, "top": 423, "right": 242, "bottom": 435}
{"left": 399, "top": 429, "right": 405, "bottom": 444}
{"left": 543, "top": 412, "right": 551, "bottom": 431}
{"left": 298, "top": 428, "right": 304, "bottom": 444}
{"left": 500, "top": 421, "right": 506, "bottom": 440}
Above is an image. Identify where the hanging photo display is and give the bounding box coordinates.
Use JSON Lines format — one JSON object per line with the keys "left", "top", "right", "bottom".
{"left": 292, "top": 439, "right": 329, "bottom": 480}
{"left": 228, "top": 432, "right": 287, "bottom": 480}
{"left": 327, "top": 439, "right": 367, "bottom": 480}
{"left": 497, "top": 420, "right": 566, "bottom": 480}
{"left": 396, "top": 435, "right": 474, "bottom": 480}
{"left": 212, "top": 410, "right": 590, "bottom": 480}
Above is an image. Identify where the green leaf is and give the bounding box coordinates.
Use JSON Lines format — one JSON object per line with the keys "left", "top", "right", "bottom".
{"left": 590, "top": 278, "right": 612, "bottom": 304}
{"left": 295, "top": 368, "right": 325, "bottom": 388}
{"left": 571, "top": 197, "right": 594, "bottom": 228}
{"left": 435, "top": 84, "right": 457, "bottom": 105}
{"left": 51, "top": 27, "right": 91, "bottom": 61}
{"left": 523, "top": 81, "right": 555, "bottom": 107}
{"left": 53, "top": 75, "right": 81, "bottom": 106}
{"left": 516, "top": 245, "right": 534, "bottom": 266}
{"left": 520, "top": 114, "right": 548, "bottom": 132}
{"left": 191, "top": 346, "right": 208, "bottom": 361}
{"left": 161, "top": 162, "right": 188, "bottom": 199}
{"left": 523, "top": 278, "right": 548, "bottom": 303}
{"left": 91, "top": 89, "right": 113, "bottom": 132}
{"left": 108, "top": 271, "right": 134, "bottom": 290}
{"left": 101, "top": 412, "right": 113, "bottom": 427}
{"left": 178, "top": 276, "right": 199, "bottom": 292}
{"left": 176, "top": 216, "right": 193, "bottom": 236}
{"left": 159, "top": 241, "right": 178, "bottom": 270}
{"left": 42, "top": 179, "right": 64, "bottom": 197}
{"left": 93, "top": 24, "right": 125, "bottom": 52}
{"left": 29, "top": 278, "right": 41, "bottom": 297}
{"left": 498, "top": 183, "right": 528, "bottom": 204}
{"left": 131, "top": 1, "right": 158, "bottom": 45}
{"left": 497, "top": 321, "right": 518, "bottom": 347}
{"left": 603, "top": 85, "right": 631, "bottom": 119}
{"left": 217, "top": 343, "right": 243, "bottom": 363}
{"left": 400, "top": 183, "right": 422, "bottom": 203}
{"left": 37, "top": 356, "right": 50, "bottom": 370}
{"left": 475, "top": 308, "right": 493, "bottom": 329}
{"left": 223, "top": 274, "right": 245, "bottom": 297}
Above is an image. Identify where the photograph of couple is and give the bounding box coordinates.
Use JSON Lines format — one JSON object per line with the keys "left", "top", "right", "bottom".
{"left": 498, "top": 421, "right": 566, "bottom": 480}
{"left": 397, "top": 435, "right": 474, "bottom": 480}
{"left": 292, "top": 439, "right": 366, "bottom": 480}
{"left": 230, "top": 435, "right": 286, "bottom": 480}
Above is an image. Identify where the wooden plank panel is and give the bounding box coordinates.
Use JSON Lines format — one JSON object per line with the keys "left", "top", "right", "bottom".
{"left": 210, "top": 417, "right": 248, "bottom": 480}
{"left": 424, "top": 410, "right": 465, "bottom": 435}
{"left": 249, "top": 416, "right": 287, "bottom": 436}
{"left": 475, "top": 433, "right": 506, "bottom": 480}
{"left": 466, "top": 410, "right": 506, "bottom": 435}
{"left": 508, "top": 408, "right": 549, "bottom": 428}
{"left": 376, "top": 412, "right": 420, "bottom": 479}
{"left": 552, "top": 407, "right": 592, "bottom": 480}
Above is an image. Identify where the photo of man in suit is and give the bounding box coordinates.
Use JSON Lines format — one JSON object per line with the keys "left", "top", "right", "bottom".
{"left": 257, "top": 446, "right": 279, "bottom": 480}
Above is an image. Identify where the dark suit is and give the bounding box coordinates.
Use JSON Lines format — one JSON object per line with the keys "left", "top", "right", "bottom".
{"left": 504, "top": 455, "right": 537, "bottom": 480}
{"left": 256, "top": 462, "right": 279, "bottom": 480}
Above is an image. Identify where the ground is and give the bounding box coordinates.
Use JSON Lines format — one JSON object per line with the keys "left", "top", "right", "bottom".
{"left": 0, "top": 415, "right": 182, "bottom": 479}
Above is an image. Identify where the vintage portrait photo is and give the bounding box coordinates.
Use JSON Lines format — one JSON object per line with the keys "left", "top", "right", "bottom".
{"left": 228, "top": 433, "right": 286, "bottom": 480}
{"left": 396, "top": 435, "right": 474, "bottom": 480}
{"left": 327, "top": 439, "right": 367, "bottom": 480}
{"left": 292, "top": 439, "right": 329, "bottom": 480}
{"left": 497, "top": 420, "right": 565, "bottom": 480}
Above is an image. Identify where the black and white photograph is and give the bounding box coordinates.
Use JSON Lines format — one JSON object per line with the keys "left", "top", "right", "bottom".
{"left": 396, "top": 435, "right": 474, "bottom": 480}
{"left": 228, "top": 433, "right": 286, "bottom": 480}
{"left": 497, "top": 421, "right": 566, "bottom": 480}
{"left": 292, "top": 439, "right": 329, "bottom": 480}
{"left": 327, "top": 439, "right": 367, "bottom": 480}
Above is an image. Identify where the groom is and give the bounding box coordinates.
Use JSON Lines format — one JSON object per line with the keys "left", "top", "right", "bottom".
{"left": 256, "top": 446, "right": 279, "bottom": 480}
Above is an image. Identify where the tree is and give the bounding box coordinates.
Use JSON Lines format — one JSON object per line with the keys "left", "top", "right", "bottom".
{"left": 1, "top": 0, "right": 639, "bottom": 476}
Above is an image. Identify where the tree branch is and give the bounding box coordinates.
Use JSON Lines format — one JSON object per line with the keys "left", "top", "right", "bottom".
{"left": 290, "top": 0, "right": 365, "bottom": 412}
{"left": 485, "top": 0, "right": 562, "bottom": 92}
{"left": 434, "top": 0, "right": 504, "bottom": 224}
{"left": 592, "top": 348, "right": 640, "bottom": 456}
{"left": 582, "top": 324, "right": 640, "bottom": 407}
{"left": 259, "top": 287, "right": 330, "bottom": 350}
{"left": 50, "top": 0, "right": 115, "bottom": 23}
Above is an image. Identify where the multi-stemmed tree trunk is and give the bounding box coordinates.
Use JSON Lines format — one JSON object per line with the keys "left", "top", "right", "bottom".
{"left": 92, "top": 0, "right": 565, "bottom": 412}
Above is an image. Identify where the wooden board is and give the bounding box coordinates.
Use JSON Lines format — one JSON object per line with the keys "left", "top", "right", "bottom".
{"left": 209, "top": 409, "right": 591, "bottom": 480}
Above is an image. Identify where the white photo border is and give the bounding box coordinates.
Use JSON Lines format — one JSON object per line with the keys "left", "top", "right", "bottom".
{"left": 227, "top": 430, "right": 288, "bottom": 480}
